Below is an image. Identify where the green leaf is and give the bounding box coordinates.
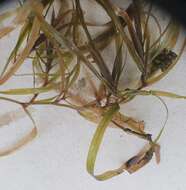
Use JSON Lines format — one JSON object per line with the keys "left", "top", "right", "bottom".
{"left": 86, "top": 103, "right": 128, "bottom": 181}
{"left": 0, "top": 83, "right": 60, "bottom": 95}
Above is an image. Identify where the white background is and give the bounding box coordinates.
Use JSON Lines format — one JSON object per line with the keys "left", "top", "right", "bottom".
{"left": 0, "top": 0, "right": 186, "bottom": 190}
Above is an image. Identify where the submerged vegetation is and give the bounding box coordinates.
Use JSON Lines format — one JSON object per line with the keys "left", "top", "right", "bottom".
{"left": 0, "top": 0, "right": 186, "bottom": 180}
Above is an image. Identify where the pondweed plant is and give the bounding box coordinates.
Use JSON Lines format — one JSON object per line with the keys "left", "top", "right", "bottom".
{"left": 0, "top": 0, "right": 186, "bottom": 180}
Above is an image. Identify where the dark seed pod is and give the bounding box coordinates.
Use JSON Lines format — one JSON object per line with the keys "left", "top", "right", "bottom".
{"left": 151, "top": 48, "right": 177, "bottom": 74}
